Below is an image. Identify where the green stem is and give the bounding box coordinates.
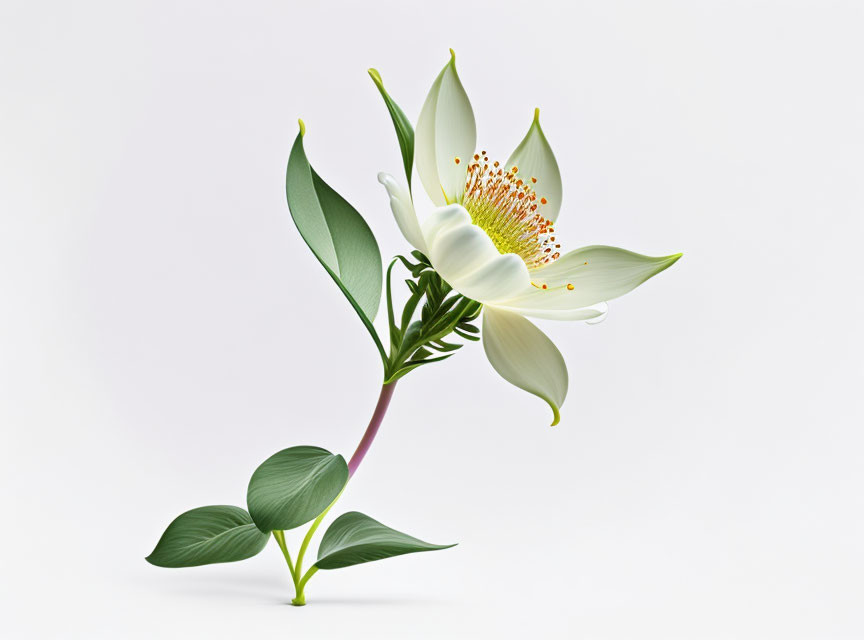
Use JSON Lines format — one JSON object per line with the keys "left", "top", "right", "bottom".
{"left": 287, "top": 381, "right": 397, "bottom": 605}
{"left": 272, "top": 530, "right": 295, "bottom": 580}
{"left": 291, "top": 566, "right": 318, "bottom": 606}
{"left": 293, "top": 489, "right": 343, "bottom": 580}
{"left": 298, "top": 567, "right": 318, "bottom": 594}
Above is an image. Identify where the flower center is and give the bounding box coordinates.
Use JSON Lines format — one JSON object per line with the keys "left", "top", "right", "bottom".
{"left": 456, "top": 152, "right": 561, "bottom": 270}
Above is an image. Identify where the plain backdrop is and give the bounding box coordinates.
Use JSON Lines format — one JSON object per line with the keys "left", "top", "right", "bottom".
{"left": 2, "top": 1, "right": 862, "bottom": 638}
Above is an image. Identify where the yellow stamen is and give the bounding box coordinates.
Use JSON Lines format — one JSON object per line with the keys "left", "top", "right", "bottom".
{"left": 460, "top": 154, "right": 560, "bottom": 269}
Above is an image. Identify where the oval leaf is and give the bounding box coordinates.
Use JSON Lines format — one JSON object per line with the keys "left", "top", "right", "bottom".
{"left": 286, "top": 128, "right": 383, "bottom": 336}
{"left": 315, "top": 511, "right": 455, "bottom": 570}
{"left": 247, "top": 446, "right": 348, "bottom": 532}
{"left": 145, "top": 505, "right": 269, "bottom": 568}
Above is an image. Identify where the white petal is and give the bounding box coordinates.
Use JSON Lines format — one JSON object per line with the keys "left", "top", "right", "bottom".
{"left": 415, "top": 50, "right": 476, "bottom": 206}
{"left": 497, "top": 246, "right": 683, "bottom": 316}
{"left": 482, "top": 307, "right": 568, "bottom": 426}
{"left": 492, "top": 301, "right": 608, "bottom": 322}
{"left": 506, "top": 109, "right": 563, "bottom": 222}
{"left": 585, "top": 302, "right": 609, "bottom": 324}
{"left": 423, "top": 205, "right": 530, "bottom": 304}
{"left": 421, "top": 204, "right": 472, "bottom": 246}
{"left": 377, "top": 172, "right": 427, "bottom": 253}
{"left": 454, "top": 254, "right": 531, "bottom": 303}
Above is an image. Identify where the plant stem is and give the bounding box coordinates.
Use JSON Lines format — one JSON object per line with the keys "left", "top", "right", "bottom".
{"left": 293, "top": 489, "right": 343, "bottom": 581}
{"left": 347, "top": 381, "right": 397, "bottom": 476}
{"left": 291, "top": 567, "right": 318, "bottom": 606}
{"left": 272, "top": 530, "right": 295, "bottom": 580}
{"left": 285, "top": 381, "right": 399, "bottom": 606}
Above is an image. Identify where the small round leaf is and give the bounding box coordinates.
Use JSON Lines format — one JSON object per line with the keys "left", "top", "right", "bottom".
{"left": 247, "top": 446, "right": 348, "bottom": 532}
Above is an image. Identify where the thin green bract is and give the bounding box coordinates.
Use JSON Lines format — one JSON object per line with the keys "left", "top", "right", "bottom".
{"left": 368, "top": 68, "right": 415, "bottom": 187}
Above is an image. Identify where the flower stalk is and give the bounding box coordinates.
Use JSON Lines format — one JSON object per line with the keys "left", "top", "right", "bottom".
{"left": 278, "top": 259, "right": 481, "bottom": 605}
{"left": 348, "top": 382, "right": 398, "bottom": 476}
{"left": 282, "top": 383, "right": 396, "bottom": 605}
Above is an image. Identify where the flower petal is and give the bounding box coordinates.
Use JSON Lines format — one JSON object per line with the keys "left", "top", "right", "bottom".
{"left": 377, "top": 172, "right": 427, "bottom": 253}
{"left": 585, "top": 302, "right": 609, "bottom": 324}
{"left": 423, "top": 205, "right": 530, "bottom": 304}
{"left": 491, "top": 301, "right": 608, "bottom": 322}
{"left": 415, "top": 50, "right": 476, "bottom": 206}
{"left": 482, "top": 307, "right": 568, "bottom": 426}
{"left": 421, "top": 204, "right": 472, "bottom": 246}
{"left": 506, "top": 108, "right": 563, "bottom": 222}
{"left": 497, "top": 246, "right": 682, "bottom": 315}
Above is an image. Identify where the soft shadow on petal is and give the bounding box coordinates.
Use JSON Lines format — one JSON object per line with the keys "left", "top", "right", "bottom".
{"left": 454, "top": 253, "right": 531, "bottom": 304}
{"left": 482, "top": 307, "right": 568, "bottom": 426}
{"left": 420, "top": 204, "right": 472, "bottom": 248}
{"left": 377, "top": 173, "right": 427, "bottom": 253}
{"left": 423, "top": 207, "right": 530, "bottom": 304}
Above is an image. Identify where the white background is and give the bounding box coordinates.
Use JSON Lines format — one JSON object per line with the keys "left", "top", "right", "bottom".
{"left": 2, "top": 1, "right": 862, "bottom": 638}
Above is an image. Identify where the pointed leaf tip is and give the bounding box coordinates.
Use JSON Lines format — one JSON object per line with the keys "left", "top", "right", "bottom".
{"left": 549, "top": 402, "right": 561, "bottom": 426}
{"left": 449, "top": 48, "right": 456, "bottom": 61}
{"left": 661, "top": 252, "right": 684, "bottom": 269}
{"left": 298, "top": 119, "right": 306, "bottom": 137}
{"left": 368, "top": 68, "right": 383, "bottom": 87}
{"left": 533, "top": 107, "right": 540, "bottom": 123}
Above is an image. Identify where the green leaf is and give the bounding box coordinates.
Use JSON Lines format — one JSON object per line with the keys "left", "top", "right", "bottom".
{"left": 411, "top": 346, "right": 434, "bottom": 360}
{"left": 384, "top": 354, "right": 452, "bottom": 383}
{"left": 453, "top": 327, "right": 480, "bottom": 341}
{"left": 315, "top": 511, "right": 455, "bottom": 570}
{"left": 456, "top": 322, "right": 480, "bottom": 334}
{"left": 429, "top": 339, "right": 462, "bottom": 353}
{"left": 410, "top": 250, "right": 430, "bottom": 264}
{"left": 247, "top": 446, "right": 348, "bottom": 532}
{"left": 286, "top": 128, "right": 384, "bottom": 352}
{"left": 368, "top": 69, "right": 415, "bottom": 187}
{"left": 145, "top": 506, "right": 269, "bottom": 568}
{"left": 400, "top": 287, "right": 425, "bottom": 331}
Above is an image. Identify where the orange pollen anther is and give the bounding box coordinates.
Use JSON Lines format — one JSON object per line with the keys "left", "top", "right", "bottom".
{"left": 460, "top": 153, "right": 562, "bottom": 269}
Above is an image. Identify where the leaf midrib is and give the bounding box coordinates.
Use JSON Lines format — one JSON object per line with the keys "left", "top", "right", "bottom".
{"left": 278, "top": 455, "right": 338, "bottom": 503}
{"left": 171, "top": 522, "right": 258, "bottom": 554}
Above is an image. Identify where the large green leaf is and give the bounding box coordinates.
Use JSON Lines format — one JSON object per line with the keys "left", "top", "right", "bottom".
{"left": 286, "top": 127, "right": 383, "bottom": 345}
{"left": 368, "top": 68, "right": 415, "bottom": 187}
{"left": 145, "top": 505, "right": 269, "bottom": 568}
{"left": 247, "top": 446, "right": 348, "bottom": 532}
{"left": 315, "top": 511, "right": 455, "bottom": 570}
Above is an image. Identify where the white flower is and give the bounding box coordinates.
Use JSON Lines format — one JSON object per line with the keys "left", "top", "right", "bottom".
{"left": 378, "top": 51, "right": 681, "bottom": 425}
